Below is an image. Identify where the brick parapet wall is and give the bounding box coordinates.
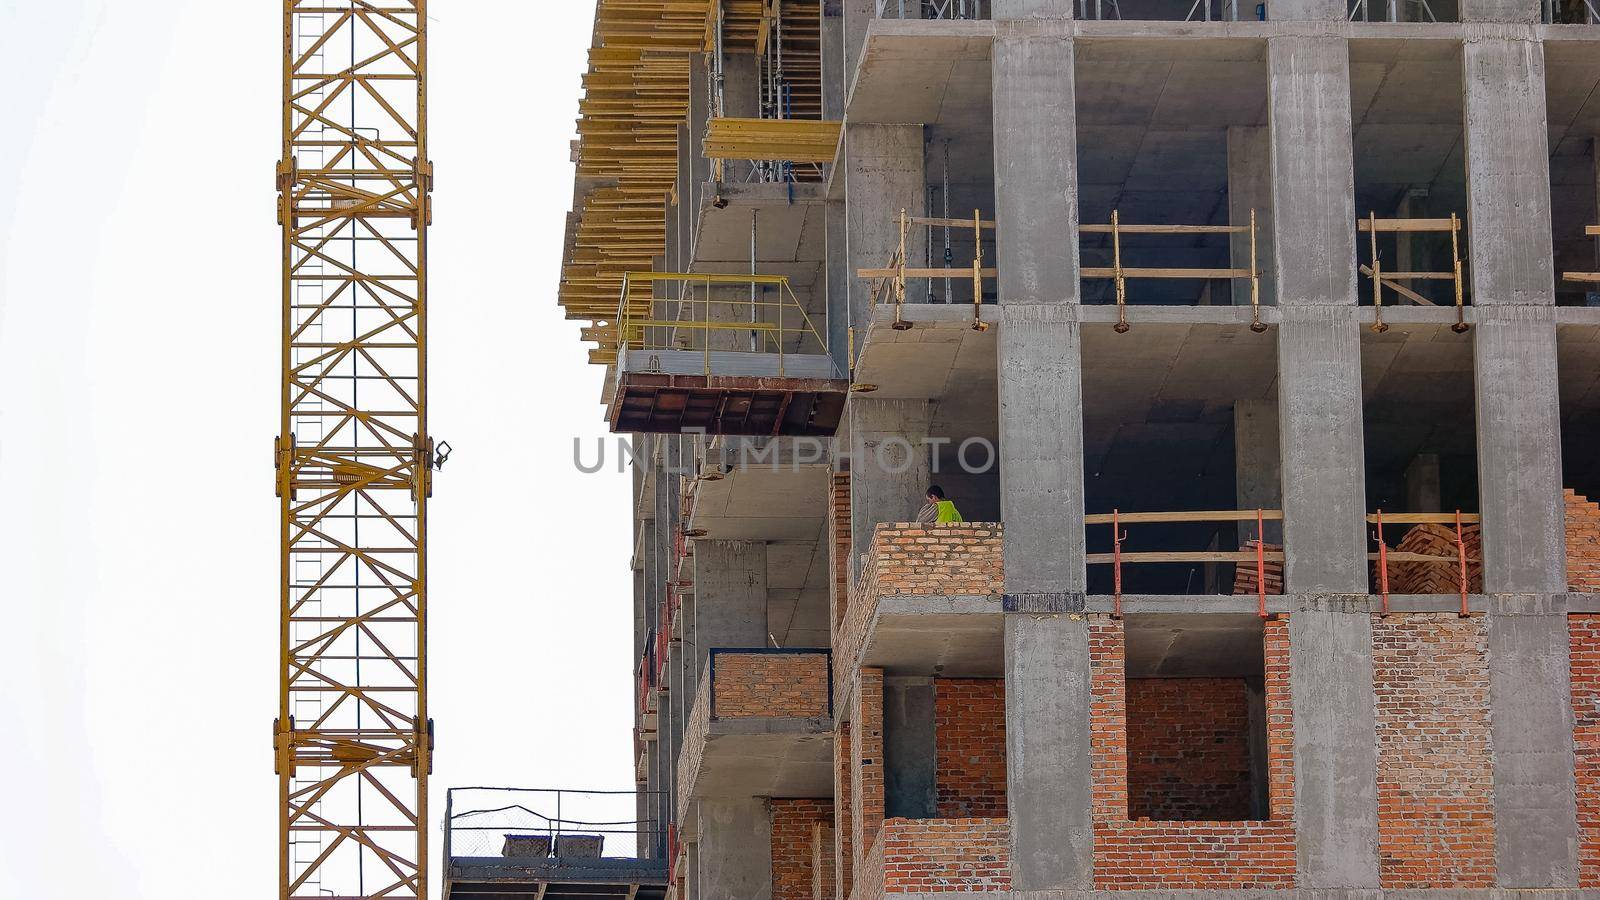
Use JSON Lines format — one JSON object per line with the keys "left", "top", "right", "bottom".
{"left": 847, "top": 818, "right": 1010, "bottom": 900}
{"left": 829, "top": 473, "right": 852, "bottom": 636}
{"left": 773, "top": 799, "right": 835, "bottom": 900}
{"left": 711, "top": 651, "right": 830, "bottom": 720}
{"left": 1088, "top": 616, "right": 1296, "bottom": 890}
{"left": 934, "top": 679, "right": 1007, "bottom": 818}
{"left": 1372, "top": 613, "right": 1496, "bottom": 888}
{"left": 836, "top": 524, "right": 1003, "bottom": 703}
{"left": 1569, "top": 490, "right": 1600, "bottom": 592}
{"left": 676, "top": 666, "right": 711, "bottom": 822}
{"left": 1573, "top": 614, "right": 1600, "bottom": 887}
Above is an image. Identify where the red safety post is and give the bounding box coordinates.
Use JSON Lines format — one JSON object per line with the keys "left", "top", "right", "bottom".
{"left": 1256, "top": 508, "right": 1268, "bottom": 619}
{"left": 1373, "top": 508, "right": 1390, "bottom": 616}
{"left": 1112, "top": 508, "right": 1124, "bottom": 619}
{"left": 1454, "top": 508, "right": 1470, "bottom": 617}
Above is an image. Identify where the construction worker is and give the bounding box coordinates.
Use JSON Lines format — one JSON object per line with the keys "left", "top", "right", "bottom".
{"left": 916, "top": 485, "right": 964, "bottom": 525}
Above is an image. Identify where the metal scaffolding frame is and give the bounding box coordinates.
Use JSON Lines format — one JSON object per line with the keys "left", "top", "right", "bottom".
{"left": 276, "top": 3, "right": 435, "bottom": 898}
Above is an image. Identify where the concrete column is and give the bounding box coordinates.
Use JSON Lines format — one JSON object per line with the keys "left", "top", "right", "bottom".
{"left": 1465, "top": 38, "right": 1556, "bottom": 308}
{"left": 1235, "top": 398, "right": 1283, "bottom": 543}
{"left": 993, "top": 23, "right": 1079, "bottom": 305}
{"left": 992, "top": 21, "right": 1092, "bottom": 891}
{"left": 845, "top": 124, "right": 927, "bottom": 337}
{"left": 1288, "top": 602, "right": 1380, "bottom": 888}
{"left": 882, "top": 677, "right": 936, "bottom": 819}
{"left": 1267, "top": 36, "right": 1358, "bottom": 309}
{"left": 842, "top": 0, "right": 874, "bottom": 94}
{"left": 1405, "top": 453, "right": 1441, "bottom": 511}
{"left": 1267, "top": 35, "right": 1379, "bottom": 890}
{"left": 1003, "top": 614, "right": 1092, "bottom": 890}
{"left": 698, "top": 799, "right": 773, "bottom": 900}
{"left": 826, "top": 200, "right": 850, "bottom": 375}
{"left": 1461, "top": 0, "right": 1541, "bottom": 21}
{"left": 693, "top": 541, "right": 769, "bottom": 667}
{"left": 993, "top": 0, "right": 1075, "bottom": 19}
{"left": 1228, "top": 126, "right": 1276, "bottom": 308}
{"left": 1266, "top": 0, "right": 1345, "bottom": 18}
{"left": 847, "top": 398, "right": 932, "bottom": 585}
{"left": 821, "top": 2, "right": 845, "bottom": 122}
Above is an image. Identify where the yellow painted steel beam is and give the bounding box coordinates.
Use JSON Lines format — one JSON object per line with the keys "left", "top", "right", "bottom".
{"left": 278, "top": 4, "right": 432, "bottom": 899}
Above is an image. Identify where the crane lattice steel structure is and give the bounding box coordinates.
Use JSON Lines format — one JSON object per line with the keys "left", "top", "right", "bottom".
{"left": 275, "top": 3, "right": 434, "bottom": 898}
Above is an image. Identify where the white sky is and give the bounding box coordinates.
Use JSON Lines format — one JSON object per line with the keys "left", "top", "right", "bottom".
{"left": 0, "top": 3, "right": 635, "bottom": 897}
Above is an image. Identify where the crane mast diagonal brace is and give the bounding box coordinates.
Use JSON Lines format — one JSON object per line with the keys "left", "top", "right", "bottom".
{"left": 277, "top": 3, "right": 433, "bottom": 899}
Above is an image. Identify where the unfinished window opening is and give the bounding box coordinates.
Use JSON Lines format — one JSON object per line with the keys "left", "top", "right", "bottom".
{"left": 1361, "top": 324, "right": 1480, "bottom": 597}
{"left": 1124, "top": 615, "right": 1271, "bottom": 821}
{"left": 1548, "top": 44, "right": 1600, "bottom": 307}
{"left": 1081, "top": 323, "right": 1281, "bottom": 596}
{"left": 1074, "top": 41, "right": 1272, "bottom": 315}
{"left": 1349, "top": 41, "right": 1470, "bottom": 317}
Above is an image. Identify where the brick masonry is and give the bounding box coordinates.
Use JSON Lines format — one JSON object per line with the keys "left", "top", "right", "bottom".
{"left": 834, "top": 721, "right": 854, "bottom": 900}
{"left": 1089, "top": 616, "right": 1296, "bottom": 890}
{"left": 772, "top": 799, "right": 834, "bottom": 900}
{"left": 830, "top": 472, "right": 851, "bottom": 634}
{"left": 876, "top": 818, "right": 1010, "bottom": 894}
{"left": 1572, "top": 614, "right": 1600, "bottom": 887}
{"left": 852, "top": 667, "right": 885, "bottom": 878}
{"left": 711, "top": 651, "right": 830, "bottom": 719}
{"left": 1372, "top": 613, "right": 1496, "bottom": 889}
{"left": 813, "top": 820, "right": 836, "bottom": 900}
{"left": 1569, "top": 490, "right": 1600, "bottom": 592}
{"left": 933, "top": 679, "right": 1007, "bottom": 818}
{"left": 837, "top": 524, "right": 1003, "bottom": 703}
{"left": 1232, "top": 540, "right": 1284, "bottom": 596}
{"left": 1125, "top": 677, "right": 1254, "bottom": 821}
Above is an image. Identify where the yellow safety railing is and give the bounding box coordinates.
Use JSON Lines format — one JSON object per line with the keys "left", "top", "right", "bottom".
{"left": 1358, "top": 213, "right": 1468, "bottom": 334}
{"left": 615, "top": 271, "right": 829, "bottom": 377}
{"left": 855, "top": 209, "right": 994, "bottom": 333}
{"left": 1082, "top": 210, "right": 1265, "bottom": 334}
{"left": 1563, "top": 225, "right": 1600, "bottom": 286}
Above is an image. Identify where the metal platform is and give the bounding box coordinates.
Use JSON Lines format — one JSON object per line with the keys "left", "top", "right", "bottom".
{"left": 612, "top": 349, "right": 846, "bottom": 436}
{"left": 444, "top": 857, "right": 668, "bottom": 900}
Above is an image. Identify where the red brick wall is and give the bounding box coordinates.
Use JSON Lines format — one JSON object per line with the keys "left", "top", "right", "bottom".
{"left": 812, "top": 821, "right": 836, "bottom": 900}
{"left": 833, "top": 722, "right": 853, "bottom": 900}
{"left": 1089, "top": 616, "right": 1296, "bottom": 890}
{"left": 1372, "top": 614, "right": 1496, "bottom": 888}
{"left": 934, "top": 679, "right": 1007, "bottom": 818}
{"left": 851, "top": 668, "right": 885, "bottom": 876}
{"left": 771, "top": 799, "right": 833, "bottom": 900}
{"left": 1573, "top": 614, "right": 1600, "bottom": 887}
{"left": 837, "top": 525, "right": 1004, "bottom": 701}
{"left": 711, "top": 652, "right": 830, "bottom": 719}
{"left": 829, "top": 473, "right": 851, "bottom": 631}
{"left": 1569, "top": 490, "right": 1600, "bottom": 592}
{"left": 877, "top": 818, "right": 1011, "bottom": 893}
{"left": 1126, "top": 677, "right": 1254, "bottom": 821}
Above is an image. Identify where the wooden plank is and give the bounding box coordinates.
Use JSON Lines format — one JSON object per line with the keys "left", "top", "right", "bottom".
{"left": 911, "top": 216, "right": 996, "bottom": 230}
{"left": 1083, "top": 509, "right": 1286, "bottom": 525}
{"left": 1080, "top": 266, "right": 1254, "bottom": 279}
{"left": 1358, "top": 217, "right": 1458, "bottom": 232}
{"left": 856, "top": 266, "right": 998, "bottom": 279}
{"left": 1368, "top": 551, "right": 1462, "bottom": 564}
{"left": 1366, "top": 512, "right": 1482, "bottom": 524}
{"left": 1360, "top": 266, "right": 1437, "bottom": 306}
{"left": 1080, "top": 223, "right": 1249, "bottom": 235}
{"left": 1586, "top": 225, "right": 1600, "bottom": 236}
{"left": 1564, "top": 272, "right": 1600, "bottom": 283}
{"left": 1086, "top": 551, "right": 1288, "bottom": 564}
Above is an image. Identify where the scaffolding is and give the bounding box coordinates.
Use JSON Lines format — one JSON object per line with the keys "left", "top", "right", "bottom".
{"left": 1082, "top": 211, "right": 1266, "bottom": 334}
{"left": 276, "top": 3, "right": 435, "bottom": 900}
{"left": 1358, "top": 212, "right": 1468, "bottom": 333}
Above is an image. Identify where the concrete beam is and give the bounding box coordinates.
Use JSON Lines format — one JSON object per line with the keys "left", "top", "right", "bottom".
{"left": 696, "top": 798, "right": 773, "bottom": 900}
{"left": 821, "top": 2, "right": 845, "bottom": 122}
{"left": 843, "top": 0, "right": 875, "bottom": 97}
{"left": 1267, "top": 36, "right": 1357, "bottom": 307}
{"left": 992, "top": 21, "right": 1080, "bottom": 305}
{"left": 1003, "top": 613, "right": 1093, "bottom": 890}
{"left": 846, "top": 124, "right": 927, "bottom": 337}
{"left": 1488, "top": 595, "right": 1579, "bottom": 887}
{"left": 848, "top": 398, "right": 933, "bottom": 585}
{"left": 1276, "top": 307, "right": 1368, "bottom": 593}
{"left": 1289, "top": 602, "right": 1379, "bottom": 888}
{"left": 1464, "top": 36, "right": 1556, "bottom": 307}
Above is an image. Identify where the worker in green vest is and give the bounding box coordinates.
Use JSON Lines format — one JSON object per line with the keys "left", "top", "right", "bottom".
{"left": 916, "top": 485, "right": 964, "bottom": 525}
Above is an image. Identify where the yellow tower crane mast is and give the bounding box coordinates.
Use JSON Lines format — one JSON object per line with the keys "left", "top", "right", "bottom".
{"left": 275, "top": 3, "right": 436, "bottom": 898}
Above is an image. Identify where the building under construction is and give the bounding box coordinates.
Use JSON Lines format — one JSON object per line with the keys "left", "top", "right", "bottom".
{"left": 441, "top": 0, "right": 1600, "bottom": 898}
